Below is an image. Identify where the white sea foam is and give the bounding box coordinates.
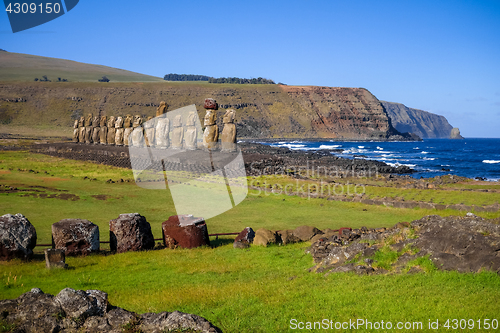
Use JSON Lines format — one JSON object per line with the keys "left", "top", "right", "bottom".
{"left": 376, "top": 146, "right": 383, "bottom": 150}
{"left": 423, "top": 157, "right": 436, "bottom": 161}
{"left": 421, "top": 151, "right": 430, "bottom": 154}
{"left": 319, "top": 144, "right": 342, "bottom": 149}
{"left": 358, "top": 145, "right": 365, "bottom": 148}
{"left": 483, "top": 160, "right": 500, "bottom": 164}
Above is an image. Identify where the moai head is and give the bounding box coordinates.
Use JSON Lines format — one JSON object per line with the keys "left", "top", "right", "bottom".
{"left": 100, "top": 115, "right": 107, "bottom": 127}
{"left": 156, "top": 101, "right": 168, "bottom": 117}
{"left": 93, "top": 115, "right": 100, "bottom": 127}
{"left": 204, "top": 109, "right": 216, "bottom": 126}
{"left": 107, "top": 116, "right": 116, "bottom": 128}
{"left": 133, "top": 115, "right": 142, "bottom": 128}
{"left": 223, "top": 109, "right": 236, "bottom": 124}
{"left": 115, "top": 116, "right": 124, "bottom": 128}
{"left": 73, "top": 119, "right": 79, "bottom": 128}
{"left": 173, "top": 114, "right": 182, "bottom": 127}
{"left": 86, "top": 113, "right": 93, "bottom": 125}
{"left": 186, "top": 112, "right": 196, "bottom": 126}
{"left": 78, "top": 116, "right": 85, "bottom": 127}
{"left": 124, "top": 114, "right": 133, "bottom": 128}
{"left": 204, "top": 98, "right": 218, "bottom": 110}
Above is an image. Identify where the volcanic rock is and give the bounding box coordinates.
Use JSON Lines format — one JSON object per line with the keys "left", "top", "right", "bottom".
{"left": 52, "top": 219, "right": 100, "bottom": 256}
{"left": 0, "top": 213, "right": 37, "bottom": 260}
{"left": 162, "top": 215, "right": 210, "bottom": 249}
{"left": 293, "top": 225, "right": 323, "bottom": 241}
{"left": 253, "top": 228, "right": 279, "bottom": 246}
{"left": 109, "top": 213, "right": 155, "bottom": 253}
{"left": 234, "top": 227, "right": 255, "bottom": 244}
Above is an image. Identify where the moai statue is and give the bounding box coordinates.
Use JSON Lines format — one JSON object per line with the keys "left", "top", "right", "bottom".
{"left": 115, "top": 116, "right": 124, "bottom": 146}
{"left": 72, "top": 119, "right": 79, "bottom": 143}
{"left": 221, "top": 109, "right": 237, "bottom": 152}
{"left": 107, "top": 116, "right": 116, "bottom": 145}
{"left": 99, "top": 116, "right": 108, "bottom": 144}
{"left": 84, "top": 113, "right": 93, "bottom": 144}
{"left": 155, "top": 113, "right": 169, "bottom": 149}
{"left": 171, "top": 115, "right": 184, "bottom": 149}
{"left": 184, "top": 111, "right": 198, "bottom": 150}
{"left": 92, "top": 115, "right": 100, "bottom": 144}
{"left": 144, "top": 116, "right": 155, "bottom": 147}
{"left": 123, "top": 114, "right": 133, "bottom": 147}
{"left": 78, "top": 116, "right": 85, "bottom": 143}
{"left": 131, "top": 115, "right": 144, "bottom": 147}
{"left": 202, "top": 98, "right": 218, "bottom": 150}
{"left": 156, "top": 101, "right": 168, "bottom": 117}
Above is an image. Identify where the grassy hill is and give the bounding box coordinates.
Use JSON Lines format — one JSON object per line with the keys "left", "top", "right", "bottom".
{"left": 0, "top": 51, "right": 163, "bottom": 82}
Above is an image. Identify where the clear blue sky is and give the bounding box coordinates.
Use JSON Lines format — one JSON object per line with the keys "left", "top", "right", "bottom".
{"left": 1, "top": 0, "right": 499, "bottom": 137}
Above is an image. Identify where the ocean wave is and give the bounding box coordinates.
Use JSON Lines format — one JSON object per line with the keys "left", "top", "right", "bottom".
{"left": 386, "top": 162, "right": 417, "bottom": 168}
{"left": 319, "top": 144, "right": 342, "bottom": 149}
{"left": 483, "top": 160, "right": 500, "bottom": 164}
{"left": 376, "top": 146, "right": 383, "bottom": 150}
{"left": 358, "top": 146, "right": 365, "bottom": 149}
{"left": 423, "top": 157, "right": 436, "bottom": 161}
{"left": 274, "top": 143, "right": 306, "bottom": 149}
{"left": 421, "top": 151, "right": 430, "bottom": 154}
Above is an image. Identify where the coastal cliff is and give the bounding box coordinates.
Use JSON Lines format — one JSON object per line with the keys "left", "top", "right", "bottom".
{"left": 0, "top": 82, "right": 413, "bottom": 140}
{"left": 381, "top": 101, "right": 453, "bottom": 139}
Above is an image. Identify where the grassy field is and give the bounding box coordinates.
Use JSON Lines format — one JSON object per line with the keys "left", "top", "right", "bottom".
{"left": 1, "top": 150, "right": 500, "bottom": 332}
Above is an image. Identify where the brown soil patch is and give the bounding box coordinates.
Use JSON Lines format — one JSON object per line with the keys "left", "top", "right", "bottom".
{"left": 92, "top": 194, "right": 108, "bottom": 200}
{"left": 41, "top": 177, "right": 69, "bottom": 182}
{"left": 0, "top": 170, "right": 11, "bottom": 174}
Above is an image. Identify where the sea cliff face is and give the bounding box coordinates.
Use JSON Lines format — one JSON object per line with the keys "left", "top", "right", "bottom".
{"left": 0, "top": 82, "right": 412, "bottom": 140}
{"left": 381, "top": 101, "right": 453, "bottom": 139}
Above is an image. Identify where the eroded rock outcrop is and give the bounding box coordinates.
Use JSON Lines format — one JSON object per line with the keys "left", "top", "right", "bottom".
{"left": 0, "top": 288, "right": 221, "bottom": 333}
{"left": 0, "top": 213, "right": 37, "bottom": 261}
{"left": 308, "top": 215, "right": 500, "bottom": 275}
{"left": 52, "top": 219, "right": 100, "bottom": 256}
{"left": 109, "top": 213, "right": 155, "bottom": 253}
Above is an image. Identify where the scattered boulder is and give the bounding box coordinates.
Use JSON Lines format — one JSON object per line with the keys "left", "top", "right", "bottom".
{"left": 234, "top": 227, "right": 255, "bottom": 244}
{"left": 162, "top": 215, "right": 210, "bottom": 249}
{"left": 109, "top": 213, "right": 155, "bottom": 253}
{"left": 277, "top": 229, "right": 301, "bottom": 245}
{"left": 0, "top": 288, "right": 221, "bottom": 333}
{"left": 0, "top": 213, "right": 37, "bottom": 260}
{"left": 293, "top": 225, "right": 323, "bottom": 241}
{"left": 52, "top": 219, "right": 100, "bottom": 256}
{"left": 253, "top": 228, "right": 279, "bottom": 246}
{"left": 450, "top": 127, "right": 464, "bottom": 139}
{"left": 44, "top": 248, "right": 67, "bottom": 269}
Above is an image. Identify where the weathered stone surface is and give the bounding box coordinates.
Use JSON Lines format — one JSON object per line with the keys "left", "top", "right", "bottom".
{"left": 144, "top": 116, "right": 155, "bottom": 147}
{"left": 0, "top": 213, "right": 37, "bottom": 260}
{"left": 277, "top": 229, "right": 300, "bottom": 245}
{"left": 162, "top": 215, "right": 210, "bottom": 249}
{"left": 99, "top": 115, "right": 108, "bottom": 144}
{"left": 203, "top": 108, "right": 218, "bottom": 150}
{"left": 204, "top": 98, "right": 218, "bottom": 110}
{"left": 293, "top": 225, "right": 323, "bottom": 241}
{"left": 44, "top": 248, "right": 67, "bottom": 269}
{"left": 106, "top": 116, "right": 116, "bottom": 145}
{"left": 184, "top": 111, "right": 198, "bottom": 150}
{"left": 109, "top": 213, "right": 155, "bottom": 253}
{"left": 52, "top": 219, "right": 99, "bottom": 256}
{"left": 221, "top": 109, "right": 236, "bottom": 152}
{"left": 72, "top": 119, "right": 79, "bottom": 142}
{"left": 450, "top": 127, "right": 464, "bottom": 139}
{"left": 2, "top": 287, "right": 222, "bottom": 332}
{"left": 234, "top": 227, "right": 255, "bottom": 244}
{"left": 114, "top": 116, "right": 124, "bottom": 146}
{"left": 84, "top": 113, "right": 93, "bottom": 143}
{"left": 155, "top": 116, "right": 170, "bottom": 148}
{"left": 171, "top": 115, "right": 184, "bottom": 149}
{"left": 309, "top": 215, "right": 500, "bottom": 275}
{"left": 253, "top": 228, "right": 279, "bottom": 246}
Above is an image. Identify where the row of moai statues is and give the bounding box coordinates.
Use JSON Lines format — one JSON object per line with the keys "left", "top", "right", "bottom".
{"left": 72, "top": 98, "right": 237, "bottom": 152}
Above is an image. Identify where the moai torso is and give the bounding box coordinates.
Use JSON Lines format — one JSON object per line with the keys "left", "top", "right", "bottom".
{"left": 84, "top": 114, "right": 93, "bottom": 144}
{"left": 203, "top": 109, "right": 218, "bottom": 150}
{"left": 155, "top": 115, "right": 170, "bottom": 149}
{"left": 73, "top": 119, "right": 79, "bottom": 142}
{"left": 115, "top": 116, "right": 124, "bottom": 146}
{"left": 144, "top": 116, "right": 155, "bottom": 147}
{"left": 107, "top": 116, "right": 116, "bottom": 145}
{"left": 184, "top": 111, "right": 198, "bottom": 150}
{"left": 221, "top": 109, "right": 237, "bottom": 152}
{"left": 99, "top": 116, "right": 108, "bottom": 144}
{"left": 171, "top": 115, "right": 184, "bottom": 149}
{"left": 92, "top": 116, "right": 100, "bottom": 144}
{"left": 123, "top": 114, "right": 133, "bottom": 146}
{"left": 131, "top": 115, "right": 145, "bottom": 147}
{"left": 78, "top": 116, "right": 85, "bottom": 143}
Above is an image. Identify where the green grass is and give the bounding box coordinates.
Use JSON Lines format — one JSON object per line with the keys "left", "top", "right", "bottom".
{"left": 1, "top": 151, "right": 500, "bottom": 332}
{"left": 1, "top": 244, "right": 500, "bottom": 332}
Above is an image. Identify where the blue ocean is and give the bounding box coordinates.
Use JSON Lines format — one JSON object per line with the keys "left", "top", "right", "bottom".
{"left": 260, "top": 138, "right": 500, "bottom": 181}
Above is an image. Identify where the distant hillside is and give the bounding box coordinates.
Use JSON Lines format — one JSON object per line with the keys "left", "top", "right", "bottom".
{"left": 382, "top": 101, "right": 453, "bottom": 139}
{"left": 0, "top": 81, "right": 412, "bottom": 140}
{"left": 0, "top": 52, "right": 163, "bottom": 82}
